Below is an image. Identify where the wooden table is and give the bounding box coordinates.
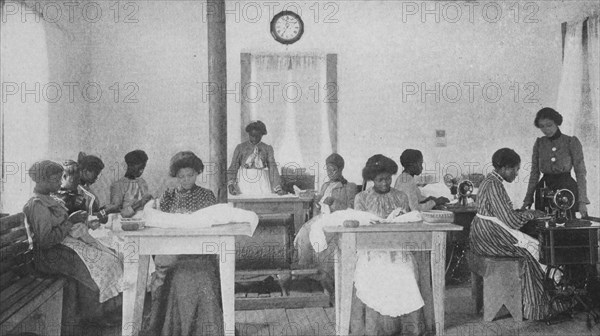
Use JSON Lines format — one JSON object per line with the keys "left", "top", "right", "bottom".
{"left": 324, "top": 222, "right": 462, "bottom": 336}
{"left": 116, "top": 223, "right": 254, "bottom": 336}
{"left": 445, "top": 205, "right": 477, "bottom": 283}
{"left": 536, "top": 220, "right": 600, "bottom": 265}
{"left": 228, "top": 196, "right": 312, "bottom": 234}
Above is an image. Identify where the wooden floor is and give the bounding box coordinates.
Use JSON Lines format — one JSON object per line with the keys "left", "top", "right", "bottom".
{"left": 235, "top": 307, "right": 336, "bottom": 336}
{"left": 93, "top": 286, "right": 600, "bottom": 336}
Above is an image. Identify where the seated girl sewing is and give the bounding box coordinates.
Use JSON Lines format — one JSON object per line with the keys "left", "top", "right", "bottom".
{"left": 293, "top": 153, "right": 357, "bottom": 294}
{"left": 469, "top": 148, "right": 567, "bottom": 320}
{"left": 394, "top": 149, "right": 449, "bottom": 211}
{"left": 143, "top": 151, "right": 223, "bottom": 336}
{"left": 350, "top": 154, "right": 429, "bottom": 336}
{"left": 104, "top": 150, "right": 153, "bottom": 218}
{"left": 24, "top": 161, "right": 122, "bottom": 328}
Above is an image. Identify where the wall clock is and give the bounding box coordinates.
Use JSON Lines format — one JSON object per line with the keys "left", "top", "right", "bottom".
{"left": 270, "top": 11, "right": 304, "bottom": 45}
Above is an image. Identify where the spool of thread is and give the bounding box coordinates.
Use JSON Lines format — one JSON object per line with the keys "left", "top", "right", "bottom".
{"left": 343, "top": 220, "right": 360, "bottom": 228}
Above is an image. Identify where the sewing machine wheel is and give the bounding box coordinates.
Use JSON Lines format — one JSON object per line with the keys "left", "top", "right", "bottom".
{"left": 553, "top": 189, "right": 575, "bottom": 211}
{"left": 458, "top": 180, "right": 474, "bottom": 197}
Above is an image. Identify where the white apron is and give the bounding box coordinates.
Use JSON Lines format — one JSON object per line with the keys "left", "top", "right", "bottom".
{"left": 237, "top": 168, "right": 273, "bottom": 195}
{"left": 61, "top": 234, "right": 123, "bottom": 303}
{"left": 476, "top": 213, "right": 544, "bottom": 270}
{"left": 354, "top": 251, "right": 424, "bottom": 317}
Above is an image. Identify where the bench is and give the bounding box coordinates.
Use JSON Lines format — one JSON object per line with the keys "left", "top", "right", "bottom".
{"left": 467, "top": 251, "right": 524, "bottom": 322}
{"left": 0, "top": 213, "right": 65, "bottom": 336}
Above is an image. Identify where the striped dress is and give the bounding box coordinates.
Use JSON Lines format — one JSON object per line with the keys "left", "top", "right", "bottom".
{"left": 469, "top": 171, "right": 559, "bottom": 320}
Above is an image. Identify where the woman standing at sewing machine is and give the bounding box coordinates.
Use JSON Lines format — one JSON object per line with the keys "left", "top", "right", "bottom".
{"left": 522, "top": 108, "right": 589, "bottom": 218}
{"left": 227, "top": 121, "right": 285, "bottom": 195}
{"left": 471, "top": 148, "right": 565, "bottom": 320}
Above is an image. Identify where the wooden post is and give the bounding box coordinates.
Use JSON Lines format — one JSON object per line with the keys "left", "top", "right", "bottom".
{"left": 207, "top": 0, "right": 227, "bottom": 203}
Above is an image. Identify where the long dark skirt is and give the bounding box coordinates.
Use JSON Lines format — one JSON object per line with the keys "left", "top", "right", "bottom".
{"left": 34, "top": 245, "right": 106, "bottom": 320}
{"left": 534, "top": 173, "right": 579, "bottom": 216}
{"left": 143, "top": 255, "right": 224, "bottom": 336}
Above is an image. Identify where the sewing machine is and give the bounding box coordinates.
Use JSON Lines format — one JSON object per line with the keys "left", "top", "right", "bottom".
{"left": 457, "top": 180, "right": 474, "bottom": 206}
{"left": 536, "top": 188, "right": 591, "bottom": 227}
{"left": 443, "top": 174, "right": 476, "bottom": 206}
{"left": 525, "top": 187, "right": 598, "bottom": 325}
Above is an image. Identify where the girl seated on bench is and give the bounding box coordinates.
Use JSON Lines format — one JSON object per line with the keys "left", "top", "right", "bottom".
{"left": 23, "top": 160, "right": 122, "bottom": 328}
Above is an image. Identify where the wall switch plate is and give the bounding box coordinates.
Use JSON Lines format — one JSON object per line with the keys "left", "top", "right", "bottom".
{"left": 435, "top": 129, "right": 447, "bottom": 147}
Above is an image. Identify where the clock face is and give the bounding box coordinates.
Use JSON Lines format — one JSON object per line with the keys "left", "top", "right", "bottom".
{"left": 270, "top": 11, "right": 304, "bottom": 45}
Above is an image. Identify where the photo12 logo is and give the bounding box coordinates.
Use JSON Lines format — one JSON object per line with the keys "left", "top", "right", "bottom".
{"left": 401, "top": 81, "right": 539, "bottom": 104}
{"left": 202, "top": 1, "right": 339, "bottom": 24}
{"left": 201, "top": 81, "right": 339, "bottom": 104}
{"left": 1, "top": 1, "right": 139, "bottom": 24}
{"left": 1, "top": 82, "right": 139, "bottom": 103}
{"left": 400, "top": 1, "right": 540, "bottom": 24}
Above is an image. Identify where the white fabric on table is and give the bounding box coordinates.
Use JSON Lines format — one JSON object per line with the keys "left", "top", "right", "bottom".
{"left": 143, "top": 202, "right": 259, "bottom": 236}
{"left": 419, "top": 182, "right": 453, "bottom": 199}
{"left": 308, "top": 210, "right": 422, "bottom": 253}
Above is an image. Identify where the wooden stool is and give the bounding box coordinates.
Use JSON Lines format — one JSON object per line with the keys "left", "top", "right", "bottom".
{"left": 467, "top": 251, "right": 524, "bottom": 322}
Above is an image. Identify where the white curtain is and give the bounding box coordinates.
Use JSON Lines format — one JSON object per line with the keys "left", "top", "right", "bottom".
{"left": 243, "top": 53, "right": 335, "bottom": 189}
{"left": 0, "top": 1, "right": 50, "bottom": 214}
{"left": 556, "top": 15, "right": 600, "bottom": 216}
{"left": 584, "top": 16, "right": 600, "bottom": 217}
{"left": 557, "top": 20, "right": 584, "bottom": 135}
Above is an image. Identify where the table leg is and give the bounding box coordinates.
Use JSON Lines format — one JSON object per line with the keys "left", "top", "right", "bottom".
{"left": 334, "top": 241, "right": 342, "bottom": 334}
{"left": 293, "top": 202, "right": 305, "bottom": 234}
{"left": 431, "top": 232, "right": 446, "bottom": 335}
{"left": 339, "top": 233, "right": 356, "bottom": 336}
{"left": 220, "top": 238, "right": 236, "bottom": 336}
{"left": 122, "top": 240, "right": 149, "bottom": 336}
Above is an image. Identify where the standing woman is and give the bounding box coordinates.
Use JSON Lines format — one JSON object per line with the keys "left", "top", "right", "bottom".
{"left": 227, "top": 120, "right": 285, "bottom": 195}
{"left": 522, "top": 108, "right": 589, "bottom": 217}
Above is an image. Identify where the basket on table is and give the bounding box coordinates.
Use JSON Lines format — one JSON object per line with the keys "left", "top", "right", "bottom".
{"left": 120, "top": 217, "right": 146, "bottom": 231}
{"left": 421, "top": 210, "right": 455, "bottom": 223}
